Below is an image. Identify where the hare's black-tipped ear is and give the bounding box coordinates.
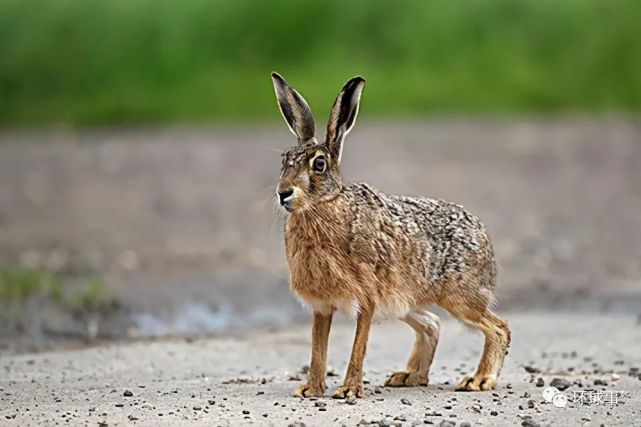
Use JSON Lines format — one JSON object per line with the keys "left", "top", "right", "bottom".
{"left": 325, "top": 76, "right": 365, "bottom": 163}
{"left": 271, "top": 72, "right": 316, "bottom": 144}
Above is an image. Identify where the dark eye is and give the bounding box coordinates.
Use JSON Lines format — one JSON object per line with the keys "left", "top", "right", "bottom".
{"left": 312, "top": 156, "right": 327, "bottom": 173}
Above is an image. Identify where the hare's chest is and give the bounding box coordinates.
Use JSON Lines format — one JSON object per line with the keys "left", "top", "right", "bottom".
{"left": 284, "top": 228, "right": 355, "bottom": 304}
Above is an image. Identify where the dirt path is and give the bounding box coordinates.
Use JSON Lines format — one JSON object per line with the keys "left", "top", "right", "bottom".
{"left": 2, "top": 312, "right": 640, "bottom": 426}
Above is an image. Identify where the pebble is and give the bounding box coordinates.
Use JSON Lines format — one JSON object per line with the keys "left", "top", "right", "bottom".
{"left": 401, "top": 398, "right": 411, "bottom": 405}
{"left": 521, "top": 418, "right": 541, "bottom": 427}
{"left": 535, "top": 378, "right": 545, "bottom": 387}
{"left": 123, "top": 390, "right": 133, "bottom": 397}
{"left": 550, "top": 378, "right": 571, "bottom": 391}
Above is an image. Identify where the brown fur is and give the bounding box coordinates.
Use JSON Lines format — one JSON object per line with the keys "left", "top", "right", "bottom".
{"left": 271, "top": 72, "right": 511, "bottom": 398}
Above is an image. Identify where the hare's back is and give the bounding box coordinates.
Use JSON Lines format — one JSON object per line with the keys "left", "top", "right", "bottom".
{"left": 346, "top": 183, "right": 496, "bottom": 285}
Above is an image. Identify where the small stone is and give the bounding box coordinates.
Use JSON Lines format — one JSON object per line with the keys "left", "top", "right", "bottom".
{"left": 401, "top": 398, "right": 411, "bottom": 405}
{"left": 438, "top": 421, "right": 455, "bottom": 427}
{"left": 123, "top": 390, "right": 133, "bottom": 397}
{"left": 521, "top": 418, "right": 541, "bottom": 427}
{"left": 491, "top": 410, "right": 498, "bottom": 416}
{"left": 242, "top": 410, "right": 250, "bottom": 415}
{"left": 535, "top": 377, "right": 545, "bottom": 387}
{"left": 524, "top": 366, "right": 540, "bottom": 374}
{"left": 611, "top": 373, "right": 620, "bottom": 381}
{"left": 314, "top": 401, "right": 326, "bottom": 408}
{"left": 550, "top": 378, "right": 571, "bottom": 391}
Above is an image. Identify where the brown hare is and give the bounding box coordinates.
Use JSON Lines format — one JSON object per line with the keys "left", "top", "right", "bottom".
{"left": 271, "top": 72, "right": 511, "bottom": 399}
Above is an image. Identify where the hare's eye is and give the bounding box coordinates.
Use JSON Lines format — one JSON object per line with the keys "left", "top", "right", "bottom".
{"left": 312, "top": 156, "right": 327, "bottom": 173}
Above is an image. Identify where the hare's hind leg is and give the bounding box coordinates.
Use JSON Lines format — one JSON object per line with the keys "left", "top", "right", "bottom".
{"left": 445, "top": 302, "right": 511, "bottom": 391}
{"left": 385, "top": 308, "right": 440, "bottom": 387}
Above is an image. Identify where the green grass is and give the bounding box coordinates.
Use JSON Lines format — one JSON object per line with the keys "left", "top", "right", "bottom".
{"left": 0, "top": 268, "right": 111, "bottom": 310}
{"left": 1, "top": 0, "right": 640, "bottom": 126}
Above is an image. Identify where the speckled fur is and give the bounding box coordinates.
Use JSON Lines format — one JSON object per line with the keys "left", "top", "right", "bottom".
{"left": 271, "top": 72, "right": 511, "bottom": 399}
{"left": 286, "top": 182, "right": 497, "bottom": 318}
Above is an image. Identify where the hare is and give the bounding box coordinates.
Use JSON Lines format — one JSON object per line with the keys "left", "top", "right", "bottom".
{"left": 271, "top": 72, "right": 511, "bottom": 399}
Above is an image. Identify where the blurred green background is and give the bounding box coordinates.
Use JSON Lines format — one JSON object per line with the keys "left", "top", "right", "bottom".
{"left": 1, "top": 0, "right": 640, "bottom": 126}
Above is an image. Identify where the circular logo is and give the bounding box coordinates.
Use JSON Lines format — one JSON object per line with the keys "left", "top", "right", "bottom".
{"left": 542, "top": 386, "right": 559, "bottom": 403}
{"left": 552, "top": 392, "right": 568, "bottom": 408}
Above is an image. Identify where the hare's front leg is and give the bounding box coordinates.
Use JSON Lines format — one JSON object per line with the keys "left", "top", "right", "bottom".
{"left": 333, "top": 304, "right": 374, "bottom": 399}
{"left": 294, "top": 311, "right": 333, "bottom": 397}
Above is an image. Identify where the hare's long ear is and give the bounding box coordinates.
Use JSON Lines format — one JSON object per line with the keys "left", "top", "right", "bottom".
{"left": 325, "top": 76, "right": 365, "bottom": 163}
{"left": 271, "top": 72, "right": 316, "bottom": 144}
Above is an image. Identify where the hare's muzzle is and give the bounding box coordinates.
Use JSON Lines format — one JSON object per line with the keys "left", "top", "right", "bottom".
{"left": 278, "top": 188, "right": 295, "bottom": 209}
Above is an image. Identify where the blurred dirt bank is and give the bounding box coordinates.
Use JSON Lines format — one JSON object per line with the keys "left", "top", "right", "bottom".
{"left": 1, "top": 118, "right": 640, "bottom": 348}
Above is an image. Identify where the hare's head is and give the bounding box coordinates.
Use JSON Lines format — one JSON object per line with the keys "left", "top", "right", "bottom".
{"left": 271, "top": 72, "right": 365, "bottom": 212}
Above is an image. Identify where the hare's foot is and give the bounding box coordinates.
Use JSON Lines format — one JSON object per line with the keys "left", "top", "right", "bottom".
{"left": 455, "top": 375, "right": 496, "bottom": 391}
{"left": 293, "top": 382, "right": 326, "bottom": 398}
{"left": 384, "top": 371, "right": 428, "bottom": 387}
{"left": 332, "top": 377, "right": 364, "bottom": 399}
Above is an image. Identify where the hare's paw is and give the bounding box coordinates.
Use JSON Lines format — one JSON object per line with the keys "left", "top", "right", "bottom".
{"left": 293, "top": 382, "right": 326, "bottom": 398}
{"left": 332, "top": 381, "right": 364, "bottom": 399}
{"left": 455, "top": 375, "right": 496, "bottom": 391}
{"left": 384, "top": 371, "right": 428, "bottom": 387}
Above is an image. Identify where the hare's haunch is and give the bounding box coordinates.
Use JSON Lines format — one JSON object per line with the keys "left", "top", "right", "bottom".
{"left": 271, "top": 72, "right": 511, "bottom": 398}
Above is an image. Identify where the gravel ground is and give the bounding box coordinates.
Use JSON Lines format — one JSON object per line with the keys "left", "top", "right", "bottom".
{"left": 2, "top": 312, "right": 640, "bottom": 426}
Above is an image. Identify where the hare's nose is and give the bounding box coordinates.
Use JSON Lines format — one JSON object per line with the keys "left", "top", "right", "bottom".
{"left": 278, "top": 188, "right": 294, "bottom": 205}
